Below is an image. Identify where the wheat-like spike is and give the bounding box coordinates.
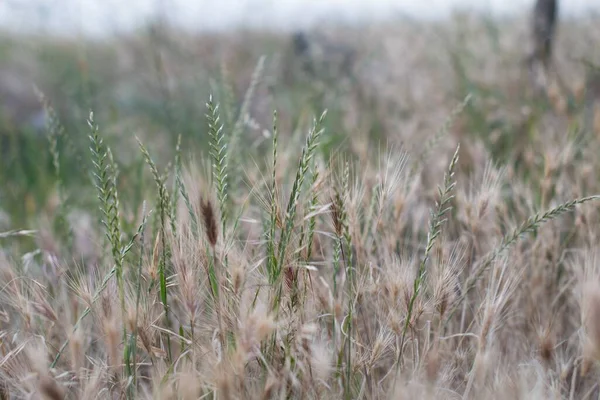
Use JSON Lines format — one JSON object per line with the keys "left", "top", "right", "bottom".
{"left": 88, "top": 112, "right": 126, "bottom": 334}
{"left": 267, "top": 110, "right": 279, "bottom": 282}
{"left": 274, "top": 110, "right": 326, "bottom": 285}
{"left": 445, "top": 194, "right": 600, "bottom": 325}
{"left": 207, "top": 94, "right": 229, "bottom": 232}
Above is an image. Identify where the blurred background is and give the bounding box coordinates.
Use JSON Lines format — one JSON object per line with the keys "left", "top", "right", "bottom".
{"left": 1, "top": 0, "right": 599, "bottom": 37}
{"left": 0, "top": 0, "right": 599, "bottom": 231}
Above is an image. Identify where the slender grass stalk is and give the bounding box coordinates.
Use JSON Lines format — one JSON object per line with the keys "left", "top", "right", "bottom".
{"left": 137, "top": 137, "right": 172, "bottom": 361}
{"left": 329, "top": 160, "right": 355, "bottom": 399}
{"left": 125, "top": 202, "right": 148, "bottom": 397}
{"left": 395, "top": 144, "right": 460, "bottom": 383}
{"left": 305, "top": 167, "right": 320, "bottom": 262}
{"left": 170, "top": 134, "right": 183, "bottom": 236}
{"left": 266, "top": 110, "right": 279, "bottom": 282}
{"left": 341, "top": 161, "right": 354, "bottom": 400}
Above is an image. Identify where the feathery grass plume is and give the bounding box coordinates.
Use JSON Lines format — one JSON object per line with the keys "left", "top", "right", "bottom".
{"left": 463, "top": 256, "right": 519, "bottom": 398}
{"left": 447, "top": 194, "right": 600, "bottom": 324}
{"left": 124, "top": 202, "right": 149, "bottom": 396}
{"left": 364, "top": 146, "right": 409, "bottom": 259}
{"left": 88, "top": 112, "right": 126, "bottom": 333}
{"left": 50, "top": 213, "right": 148, "bottom": 368}
{"left": 207, "top": 95, "right": 229, "bottom": 233}
{"left": 398, "top": 144, "right": 460, "bottom": 370}
{"left": 273, "top": 110, "right": 327, "bottom": 287}
{"left": 137, "top": 136, "right": 173, "bottom": 360}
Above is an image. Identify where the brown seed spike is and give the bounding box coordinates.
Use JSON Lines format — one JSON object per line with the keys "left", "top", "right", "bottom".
{"left": 201, "top": 197, "right": 218, "bottom": 248}
{"left": 0, "top": 380, "right": 8, "bottom": 400}
{"left": 38, "top": 375, "right": 66, "bottom": 400}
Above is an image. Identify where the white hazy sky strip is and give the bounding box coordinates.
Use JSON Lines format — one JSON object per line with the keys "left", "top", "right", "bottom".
{"left": 0, "top": 0, "right": 598, "bottom": 37}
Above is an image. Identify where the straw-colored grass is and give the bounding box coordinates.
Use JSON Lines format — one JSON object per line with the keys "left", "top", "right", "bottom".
{"left": 1, "top": 11, "right": 600, "bottom": 399}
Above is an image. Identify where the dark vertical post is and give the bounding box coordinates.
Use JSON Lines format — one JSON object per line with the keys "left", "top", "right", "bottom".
{"left": 529, "top": 0, "right": 558, "bottom": 68}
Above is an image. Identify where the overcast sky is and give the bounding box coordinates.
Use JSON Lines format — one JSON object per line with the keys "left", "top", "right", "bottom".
{"left": 1, "top": 0, "right": 599, "bottom": 37}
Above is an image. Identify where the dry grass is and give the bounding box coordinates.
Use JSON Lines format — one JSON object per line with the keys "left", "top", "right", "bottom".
{"left": 1, "top": 10, "right": 600, "bottom": 400}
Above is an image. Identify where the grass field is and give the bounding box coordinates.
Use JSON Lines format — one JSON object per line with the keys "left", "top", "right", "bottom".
{"left": 1, "top": 11, "right": 600, "bottom": 399}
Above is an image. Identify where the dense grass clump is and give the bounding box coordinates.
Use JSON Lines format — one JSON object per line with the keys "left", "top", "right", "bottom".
{"left": 2, "top": 12, "right": 600, "bottom": 400}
